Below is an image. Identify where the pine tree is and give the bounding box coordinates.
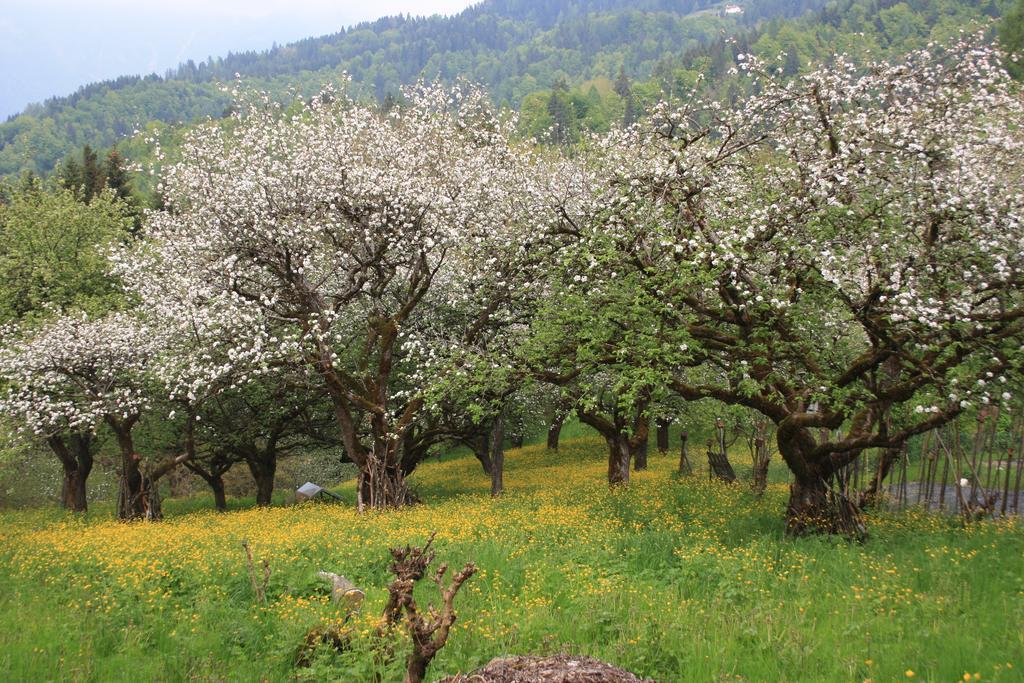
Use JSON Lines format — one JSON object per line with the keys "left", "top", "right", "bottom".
{"left": 81, "top": 145, "right": 103, "bottom": 202}
{"left": 623, "top": 94, "right": 637, "bottom": 127}
{"left": 546, "top": 79, "right": 574, "bottom": 145}
{"left": 1001, "top": 0, "right": 1024, "bottom": 80}
{"left": 613, "top": 66, "right": 632, "bottom": 99}
{"left": 13, "top": 170, "right": 41, "bottom": 200}
{"left": 615, "top": 67, "right": 637, "bottom": 127}
{"left": 59, "top": 155, "right": 83, "bottom": 196}
{"left": 104, "top": 148, "right": 132, "bottom": 201}
{"left": 783, "top": 49, "right": 801, "bottom": 77}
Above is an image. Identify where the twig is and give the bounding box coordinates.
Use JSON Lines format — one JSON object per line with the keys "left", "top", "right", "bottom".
{"left": 242, "top": 540, "right": 270, "bottom": 604}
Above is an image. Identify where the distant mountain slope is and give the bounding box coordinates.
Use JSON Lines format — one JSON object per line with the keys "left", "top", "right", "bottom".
{"left": 0, "top": 0, "right": 826, "bottom": 177}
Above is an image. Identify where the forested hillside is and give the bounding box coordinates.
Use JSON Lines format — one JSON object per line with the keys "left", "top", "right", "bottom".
{"left": 0, "top": 0, "right": 1015, "bottom": 178}
{"left": 519, "top": 0, "right": 1013, "bottom": 141}
{"left": 0, "top": 0, "right": 827, "bottom": 177}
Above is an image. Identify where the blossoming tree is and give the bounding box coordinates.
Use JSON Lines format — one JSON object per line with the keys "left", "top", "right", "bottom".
{"left": 126, "top": 82, "right": 554, "bottom": 509}
{"left": 584, "top": 36, "right": 1024, "bottom": 535}
{"left": 0, "top": 313, "right": 160, "bottom": 516}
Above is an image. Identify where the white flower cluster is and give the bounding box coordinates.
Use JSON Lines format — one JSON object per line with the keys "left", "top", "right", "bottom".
{"left": 101, "top": 81, "right": 561, "bottom": 454}
{"left": 543, "top": 34, "right": 1024, "bottom": 440}
{"left": 0, "top": 313, "right": 160, "bottom": 437}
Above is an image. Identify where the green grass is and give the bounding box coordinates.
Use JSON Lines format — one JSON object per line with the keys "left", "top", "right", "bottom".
{"left": 0, "top": 437, "right": 1021, "bottom": 682}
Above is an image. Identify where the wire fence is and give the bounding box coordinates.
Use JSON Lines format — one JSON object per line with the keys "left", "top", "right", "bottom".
{"left": 838, "top": 407, "right": 1024, "bottom": 520}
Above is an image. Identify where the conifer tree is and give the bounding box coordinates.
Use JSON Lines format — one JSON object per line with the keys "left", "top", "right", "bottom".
{"left": 613, "top": 66, "right": 632, "bottom": 98}
{"left": 614, "top": 66, "right": 637, "bottom": 126}
{"left": 1001, "top": 0, "right": 1024, "bottom": 79}
{"left": 547, "top": 79, "right": 575, "bottom": 145}
{"left": 103, "top": 148, "right": 132, "bottom": 201}
{"left": 81, "top": 145, "right": 103, "bottom": 202}
{"left": 59, "top": 155, "right": 83, "bottom": 195}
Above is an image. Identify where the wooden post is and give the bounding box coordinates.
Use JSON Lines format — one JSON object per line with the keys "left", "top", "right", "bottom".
{"left": 490, "top": 413, "right": 505, "bottom": 497}
{"left": 656, "top": 418, "right": 670, "bottom": 453}
{"left": 678, "top": 431, "right": 692, "bottom": 475}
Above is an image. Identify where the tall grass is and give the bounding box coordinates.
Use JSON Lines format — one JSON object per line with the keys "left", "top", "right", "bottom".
{"left": 0, "top": 437, "right": 1020, "bottom": 682}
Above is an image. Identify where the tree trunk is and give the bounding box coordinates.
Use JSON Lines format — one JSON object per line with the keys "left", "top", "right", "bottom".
{"left": 490, "top": 414, "right": 505, "bottom": 497}
{"left": 245, "top": 450, "right": 278, "bottom": 507}
{"left": 510, "top": 433, "right": 524, "bottom": 449}
{"left": 607, "top": 434, "right": 632, "bottom": 485}
{"left": 472, "top": 431, "right": 493, "bottom": 475}
{"left": 118, "top": 466, "right": 161, "bottom": 521}
{"left": 359, "top": 387, "right": 421, "bottom": 510}
{"left": 405, "top": 654, "right": 429, "bottom": 683}
{"left": 546, "top": 413, "right": 564, "bottom": 451}
{"left": 400, "top": 428, "right": 433, "bottom": 477}
{"left": 360, "top": 463, "right": 415, "bottom": 509}
{"left": 778, "top": 426, "right": 866, "bottom": 539}
{"left": 118, "top": 455, "right": 146, "bottom": 520}
{"left": 61, "top": 463, "right": 90, "bottom": 512}
{"left": 358, "top": 435, "right": 417, "bottom": 509}
{"left": 137, "top": 452, "right": 190, "bottom": 522}
{"left": 357, "top": 471, "right": 370, "bottom": 510}
{"left": 751, "top": 435, "right": 770, "bottom": 496}
{"left": 578, "top": 403, "right": 647, "bottom": 486}
{"left": 786, "top": 475, "right": 866, "bottom": 539}
{"left": 254, "top": 467, "right": 275, "bottom": 507}
{"left": 860, "top": 446, "right": 901, "bottom": 508}
{"left": 49, "top": 435, "right": 93, "bottom": 512}
{"left": 656, "top": 418, "right": 670, "bottom": 453}
{"left": 211, "top": 475, "right": 227, "bottom": 512}
{"left": 143, "top": 483, "right": 163, "bottom": 520}
{"left": 109, "top": 419, "right": 148, "bottom": 521}
{"left": 751, "top": 462, "right": 770, "bottom": 496}
{"left": 861, "top": 363, "right": 901, "bottom": 509}
{"left": 197, "top": 471, "right": 226, "bottom": 512}
{"left": 185, "top": 454, "right": 229, "bottom": 513}
{"left": 632, "top": 415, "right": 650, "bottom": 473}
{"left": 634, "top": 434, "right": 649, "bottom": 471}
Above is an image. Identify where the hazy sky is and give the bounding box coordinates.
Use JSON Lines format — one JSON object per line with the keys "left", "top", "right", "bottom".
{"left": 1, "top": 0, "right": 477, "bottom": 118}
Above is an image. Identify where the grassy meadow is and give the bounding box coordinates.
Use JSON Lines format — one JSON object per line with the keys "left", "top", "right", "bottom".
{"left": 0, "top": 436, "right": 1021, "bottom": 682}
